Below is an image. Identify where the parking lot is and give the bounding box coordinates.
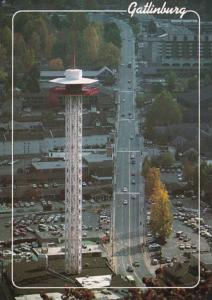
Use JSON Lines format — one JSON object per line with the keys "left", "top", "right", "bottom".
{"left": 144, "top": 194, "right": 211, "bottom": 267}
{"left": 0, "top": 196, "right": 112, "bottom": 265}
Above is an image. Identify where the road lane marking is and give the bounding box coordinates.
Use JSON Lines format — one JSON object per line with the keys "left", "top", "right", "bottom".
{"left": 119, "top": 118, "right": 135, "bottom": 121}
{"left": 119, "top": 90, "right": 134, "bottom": 93}
{"left": 116, "top": 192, "right": 140, "bottom": 195}
{"left": 117, "top": 150, "right": 140, "bottom": 153}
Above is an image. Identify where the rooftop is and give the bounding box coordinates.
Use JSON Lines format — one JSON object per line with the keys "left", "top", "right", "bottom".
{"left": 15, "top": 293, "right": 62, "bottom": 300}
{"left": 10, "top": 255, "right": 131, "bottom": 289}
{"left": 84, "top": 152, "right": 112, "bottom": 164}
{"left": 76, "top": 274, "right": 111, "bottom": 288}
{"left": 32, "top": 160, "right": 65, "bottom": 170}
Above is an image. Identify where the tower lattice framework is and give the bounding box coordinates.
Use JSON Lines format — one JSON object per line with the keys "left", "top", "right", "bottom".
{"left": 65, "top": 95, "right": 82, "bottom": 274}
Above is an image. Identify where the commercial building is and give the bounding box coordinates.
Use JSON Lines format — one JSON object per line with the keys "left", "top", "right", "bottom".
{"left": 140, "top": 20, "right": 212, "bottom": 70}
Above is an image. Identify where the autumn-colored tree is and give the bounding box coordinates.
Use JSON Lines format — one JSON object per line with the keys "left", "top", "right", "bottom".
{"left": 145, "top": 167, "right": 161, "bottom": 197}
{"left": 83, "top": 24, "right": 101, "bottom": 64}
{"left": 150, "top": 182, "right": 172, "bottom": 243}
{"left": 49, "top": 58, "right": 64, "bottom": 70}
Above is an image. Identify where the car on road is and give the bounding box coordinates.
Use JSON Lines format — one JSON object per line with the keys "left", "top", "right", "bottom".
{"left": 130, "top": 135, "right": 134, "bottom": 140}
{"left": 131, "top": 179, "right": 136, "bottom": 185}
{"left": 126, "top": 265, "right": 134, "bottom": 272}
{"left": 122, "top": 98, "right": 126, "bottom": 102}
{"left": 123, "top": 200, "right": 128, "bottom": 205}
{"left": 131, "top": 172, "right": 135, "bottom": 176}
{"left": 123, "top": 187, "right": 128, "bottom": 192}
{"left": 131, "top": 194, "right": 136, "bottom": 200}
{"left": 132, "top": 261, "right": 140, "bottom": 267}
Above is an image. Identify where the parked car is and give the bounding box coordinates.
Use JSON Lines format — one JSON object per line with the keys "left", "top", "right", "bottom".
{"left": 151, "top": 258, "right": 159, "bottom": 265}
{"left": 127, "top": 265, "right": 134, "bottom": 272}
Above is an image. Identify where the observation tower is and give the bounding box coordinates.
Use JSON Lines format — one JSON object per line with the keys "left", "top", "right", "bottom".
{"left": 50, "top": 69, "right": 98, "bottom": 274}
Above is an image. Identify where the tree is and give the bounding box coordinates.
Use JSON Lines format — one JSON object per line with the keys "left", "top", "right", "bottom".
{"left": 104, "top": 22, "right": 121, "bottom": 49}
{"left": 29, "top": 31, "right": 41, "bottom": 58}
{"left": 166, "top": 71, "right": 177, "bottom": 91}
{"left": 129, "top": 17, "right": 140, "bottom": 36}
{"left": 135, "top": 95, "right": 145, "bottom": 108}
{"left": 0, "top": 43, "right": 7, "bottom": 67}
{"left": 145, "top": 167, "right": 161, "bottom": 197}
{"left": 33, "top": 16, "right": 49, "bottom": 57}
{"left": 49, "top": 58, "right": 64, "bottom": 70}
{"left": 1, "top": 26, "right": 11, "bottom": 52}
{"left": 183, "top": 161, "right": 196, "bottom": 183}
{"left": 147, "top": 20, "right": 157, "bottom": 34}
{"left": 100, "top": 42, "right": 120, "bottom": 68}
{"left": 0, "top": 69, "right": 8, "bottom": 81}
{"left": 142, "top": 157, "right": 151, "bottom": 178}
{"left": 187, "top": 76, "right": 198, "bottom": 90}
{"left": 159, "top": 152, "right": 174, "bottom": 168}
{"left": 145, "top": 90, "right": 182, "bottom": 128}
{"left": 24, "top": 64, "right": 40, "bottom": 92}
{"left": 183, "top": 148, "right": 198, "bottom": 163}
{"left": 83, "top": 24, "right": 101, "bottom": 64}
{"left": 24, "top": 47, "right": 35, "bottom": 72}
{"left": 151, "top": 83, "right": 163, "bottom": 94}
{"left": 51, "top": 37, "right": 67, "bottom": 61}
{"left": 150, "top": 183, "right": 172, "bottom": 243}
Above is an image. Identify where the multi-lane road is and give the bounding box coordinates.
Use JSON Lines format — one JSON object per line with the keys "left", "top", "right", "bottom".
{"left": 112, "top": 20, "right": 151, "bottom": 286}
